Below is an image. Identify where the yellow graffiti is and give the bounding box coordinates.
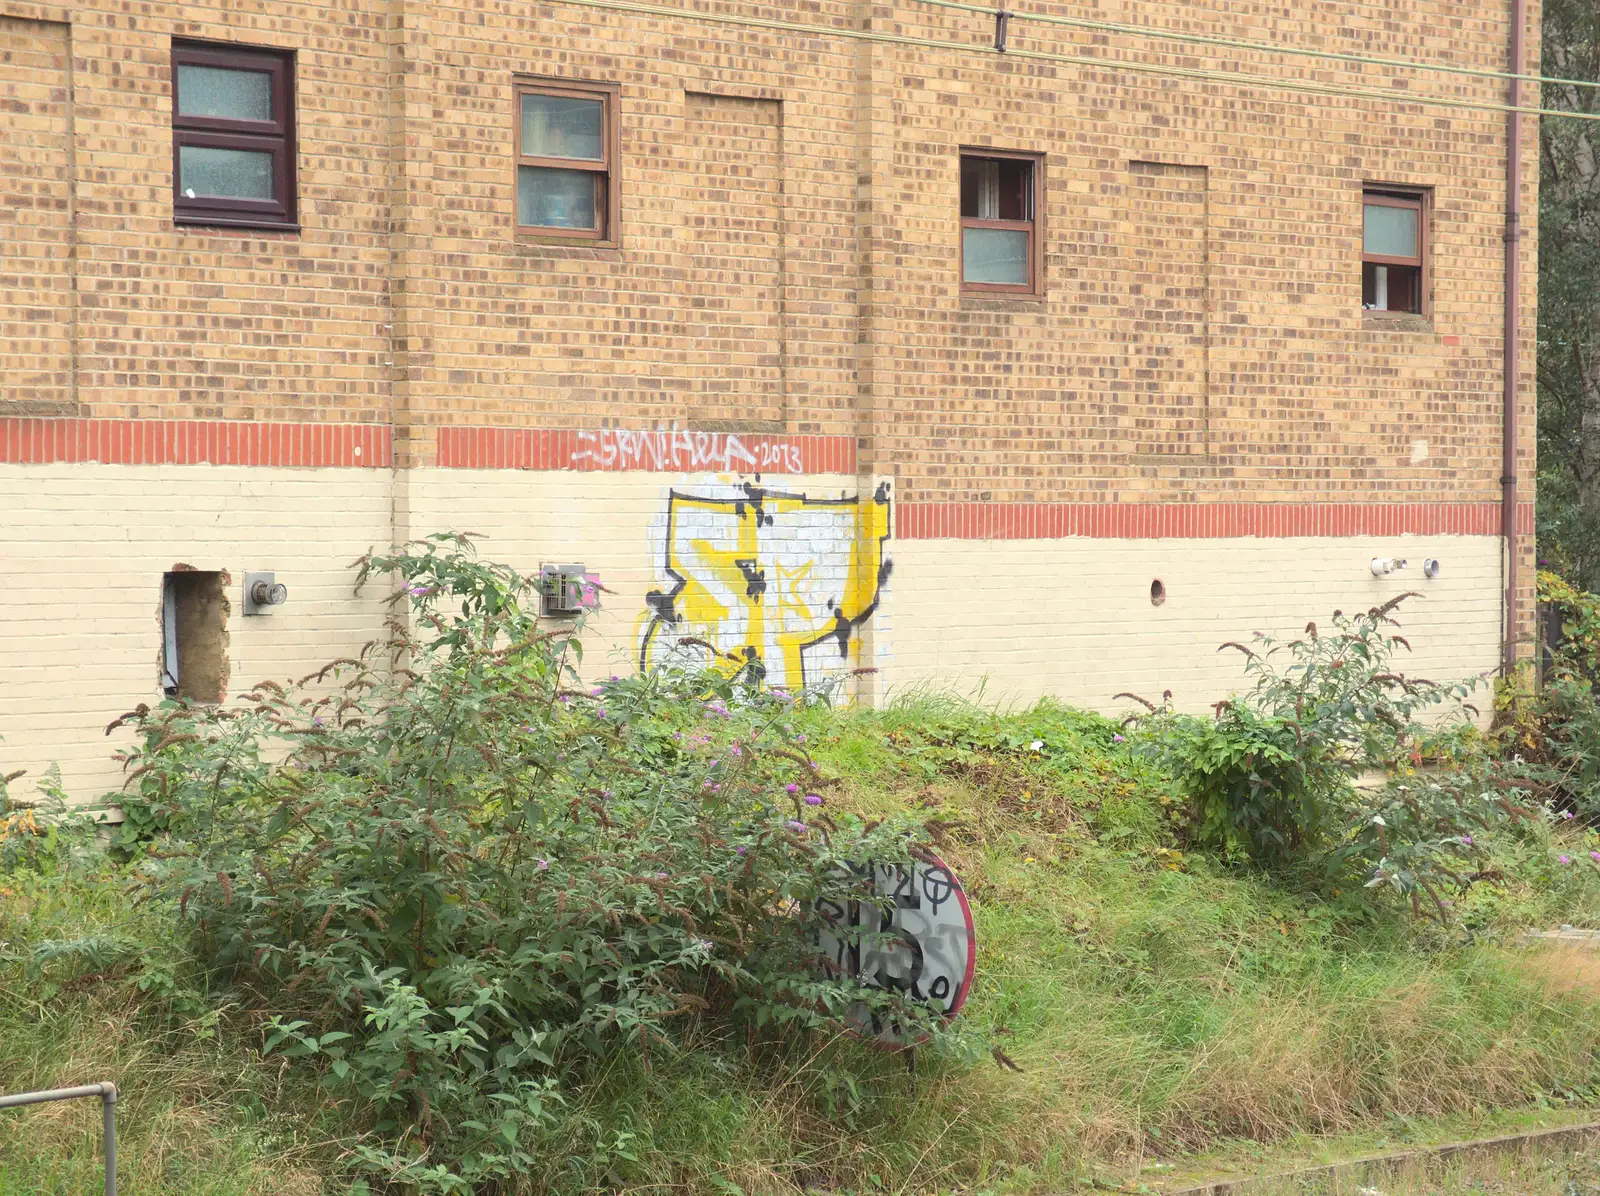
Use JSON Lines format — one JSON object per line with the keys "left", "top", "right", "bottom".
{"left": 639, "top": 483, "right": 891, "bottom": 691}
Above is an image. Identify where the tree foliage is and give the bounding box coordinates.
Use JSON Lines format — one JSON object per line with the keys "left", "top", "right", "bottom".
{"left": 1537, "top": 0, "right": 1600, "bottom": 583}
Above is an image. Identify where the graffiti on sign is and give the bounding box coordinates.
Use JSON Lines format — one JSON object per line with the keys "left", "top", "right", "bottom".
{"left": 638, "top": 481, "right": 891, "bottom": 690}
{"left": 814, "top": 853, "right": 977, "bottom": 1045}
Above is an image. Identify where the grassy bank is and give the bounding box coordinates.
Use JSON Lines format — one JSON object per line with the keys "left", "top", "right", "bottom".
{"left": 5, "top": 691, "right": 1600, "bottom": 1194}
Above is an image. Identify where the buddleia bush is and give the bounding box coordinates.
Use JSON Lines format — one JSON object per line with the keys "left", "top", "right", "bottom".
{"left": 109, "top": 533, "right": 933, "bottom": 1193}
{"left": 1134, "top": 596, "right": 1547, "bottom": 917}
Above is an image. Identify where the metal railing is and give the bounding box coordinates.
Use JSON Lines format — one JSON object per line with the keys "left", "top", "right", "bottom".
{"left": 0, "top": 1081, "right": 117, "bottom": 1196}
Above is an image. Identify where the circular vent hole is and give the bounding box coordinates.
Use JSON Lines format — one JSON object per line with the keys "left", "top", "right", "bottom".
{"left": 1150, "top": 579, "right": 1167, "bottom": 607}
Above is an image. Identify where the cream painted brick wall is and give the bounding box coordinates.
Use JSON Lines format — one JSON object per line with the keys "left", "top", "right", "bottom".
{"left": 890, "top": 536, "right": 1503, "bottom": 717}
{"left": 0, "top": 465, "right": 392, "bottom": 800}
{"left": 1, "top": 462, "right": 1505, "bottom": 801}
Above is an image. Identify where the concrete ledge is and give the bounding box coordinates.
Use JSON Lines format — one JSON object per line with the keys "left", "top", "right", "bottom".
{"left": 1163, "top": 1121, "right": 1600, "bottom": 1195}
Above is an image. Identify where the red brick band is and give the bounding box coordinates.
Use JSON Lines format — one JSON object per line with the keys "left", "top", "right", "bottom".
{"left": 435, "top": 426, "right": 855, "bottom": 474}
{"left": 0, "top": 419, "right": 1533, "bottom": 540}
{"left": 895, "top": 501, "right": 1536, "bottom": 540}
{"left": 0, "top": 417, "right": 390, "bottom": 468}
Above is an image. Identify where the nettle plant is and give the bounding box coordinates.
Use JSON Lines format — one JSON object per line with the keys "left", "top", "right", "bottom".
{"left": 1137, "top": 596, "right": 1530, "bottom": 915}
{"left": 110, "top": 534, "right": 934, "bottom": 1193}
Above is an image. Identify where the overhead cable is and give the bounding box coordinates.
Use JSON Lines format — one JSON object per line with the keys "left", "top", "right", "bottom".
{"left": 545, "top": 0, "right": 1600, "bottom": 123}
{"left": 914, "top": 0, "right": 1600, "bottom": 96}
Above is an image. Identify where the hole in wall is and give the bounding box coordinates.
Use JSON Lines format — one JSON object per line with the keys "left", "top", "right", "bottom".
{"left": 162, "top": 569, "right": 228, "bottom": 703}
{"left": 1150, "top": 579, "right": 1167, "bottom": 607}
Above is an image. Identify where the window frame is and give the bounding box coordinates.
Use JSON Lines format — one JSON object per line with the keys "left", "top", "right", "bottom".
{"left": 1361, "top": 187, "right": 1429, "bottom": 315}
{"left": 514, "top": 77, "right": 619, "bottom": 243}
{"left": 959, "top": 148, "right": 1043, "bottom": 297}
{"left": 171, "top": 40, "right": 298, "bottom": 231}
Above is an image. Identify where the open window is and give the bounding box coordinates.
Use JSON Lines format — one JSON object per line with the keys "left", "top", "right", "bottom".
{"left": 162, "top": 571, "right": 227, "bottom": 703}
{"left": 1361, "top": 187, "right": 1427, "bottom": 315}
{"left": 960, "top": 151, "right": 1041, "bottom": 295}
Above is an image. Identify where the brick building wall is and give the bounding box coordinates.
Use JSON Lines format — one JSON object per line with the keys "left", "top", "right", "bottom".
{"left": 0, "top": 0, "right": 1540, "bottom": 801}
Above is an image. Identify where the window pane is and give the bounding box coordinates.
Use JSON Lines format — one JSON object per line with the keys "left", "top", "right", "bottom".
{"left": 961, "top": 158, "right": 996, "bottom": 218}
{"left": 961, "top": 156, "right": 1032, "bottom": 220}
{"left": 177, "top": 65, "right": 272, "bottom": 121}
{"left": 521, "top": 93, "right": 604, "bottom": 161}
{"left": 518, "top": 165, "right": 598, "bottom": 229}
{"left": 1364, "top": 202, "right": 1418, "bottom": 258}
{"left": 179, "top": 145, "right": 274, "bottom": 199}
{"left": 963, "top": 227, "right": 1029, "bottom": 286}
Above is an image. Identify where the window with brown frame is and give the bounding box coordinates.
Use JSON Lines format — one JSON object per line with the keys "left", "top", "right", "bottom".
{"left": 515, "top": 80, "right": 617, "bottom": 241}
{"left": 172, "top": 41, "right": 297, "bottom": 230}
{"left": 1361, "top": 187, "right": 1428, "bottom": 315}
{"left": 959, "top": 151, "right": 1040, "bottom": 294}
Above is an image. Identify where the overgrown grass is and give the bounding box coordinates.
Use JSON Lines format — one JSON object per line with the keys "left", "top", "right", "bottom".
{"left": 5, "top": 693, "right": 1600, "bottom": 1194}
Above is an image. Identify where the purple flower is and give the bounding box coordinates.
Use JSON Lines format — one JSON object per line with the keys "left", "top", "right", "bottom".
{"left": 1559, "top": 854, "right": 1572, "bottom": 865}
{"left": 709, "top": 759, "right": 718, "bottom": 768}
{"left": 655, "top": 871, "right": 669, "bottom": 880}
{"left": 312, "top": 716, "right": 324, "bottom": 728}
{"left": 522, "top": 723, "right": 535, "bottom": 733}
{"left": 1462, "top": 835, "right": 1473, "bottom": 846}
{"left": 535, "top": 858, "right": 550, "bottom": 871}
{"left": 785, "top": 783, "right": 799, "bottom": 795}
{"left": 407, "top": 584, "right": 430, "bottom": 596}
{"left": 590, "top": 687, "right": 603, "bottom": 697}
{"left": 787, "top": 820, "right": 807, "bottom": 834}
{"left": 596, "top": 708, "right": 607, "bottom": 719}
{"left": 1592, "top": 851, "right": 1600, "bottom": 862}
{"left": 558, "top": 695, "right": 571, "bottom": 706}
{"left": 731, "top": 745, "right": 742, "bottom": 757}
{"left": 1563, "top": 810, "right": 1576, "bottom": 820}
{"left": 796, "top": 734, "right": 807, "bottom": 744}
{"left": 736, "top": 845, "right": 748, "bottom": 856}
{"left": 803, "top": 794, "right": 823, "bottom": 807}
{"left": 1113, "top": 734, "right": 1125, "bottom": 744}
{"left": 601, "top": 788, "right": 613, "bottom": 798}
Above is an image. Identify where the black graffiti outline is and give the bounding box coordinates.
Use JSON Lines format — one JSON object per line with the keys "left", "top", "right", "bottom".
{"left": 638, "top": 481, "right": 893, "bottom": 687}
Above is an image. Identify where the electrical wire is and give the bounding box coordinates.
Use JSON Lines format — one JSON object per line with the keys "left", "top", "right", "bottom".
{"left": 546, "top": 0, "right": 1600, "bottom": 123}
{"left": 913, "top": 0, "right": 1600, "bottom": 96}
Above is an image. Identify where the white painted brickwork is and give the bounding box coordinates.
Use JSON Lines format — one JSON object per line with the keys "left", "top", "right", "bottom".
{"left": 0, "top": 465, "right": 392, "bottom": 801}
{"left": 1, "top": 464, "right": 1502, "bottom": 802}
{"left": 891, "top": 537, "right": 1503, "bottom": 717}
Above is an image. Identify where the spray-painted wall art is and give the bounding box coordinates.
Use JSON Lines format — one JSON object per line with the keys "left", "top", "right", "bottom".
{"left": 638, "top": 481, "right": 892, "bottom": 691}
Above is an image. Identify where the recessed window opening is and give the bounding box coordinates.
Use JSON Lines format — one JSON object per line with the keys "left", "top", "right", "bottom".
{"left": 162, "top": 571, "right": 226, "bottom": 703}
{"left": 171, "top": 40, "right": 297, "bottom": 230}
{"left": 516, "top": 79, "right": 617, "bottom": 240}
{"left": 960, "top": 151, "right": 1040, "bottom": 294}
{"left": 1361, "top": 188, "right": 1427, "bottom": 315}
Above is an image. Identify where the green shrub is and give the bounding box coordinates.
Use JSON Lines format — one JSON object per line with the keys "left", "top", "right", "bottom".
{"left": 1141, "top": 597, "right": 1477, "bottom": 864}
{"left": 1132, "top": 598, "right": 1550, "bottom": 916}
{"left": 108, "top": 534, "right": 937, "bottom": 1193}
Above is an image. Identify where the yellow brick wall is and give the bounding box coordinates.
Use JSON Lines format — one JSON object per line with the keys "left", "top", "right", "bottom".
{"left": 0, "top": 0, "right": 1539, "bottom": 502}
{"left": 0, "top": 15, "right": 72, "bottom": 414}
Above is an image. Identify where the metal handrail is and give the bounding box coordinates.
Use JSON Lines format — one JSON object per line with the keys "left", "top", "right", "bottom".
{"left": 0, "top": 1081, "right": 117, "bottom": 1195}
